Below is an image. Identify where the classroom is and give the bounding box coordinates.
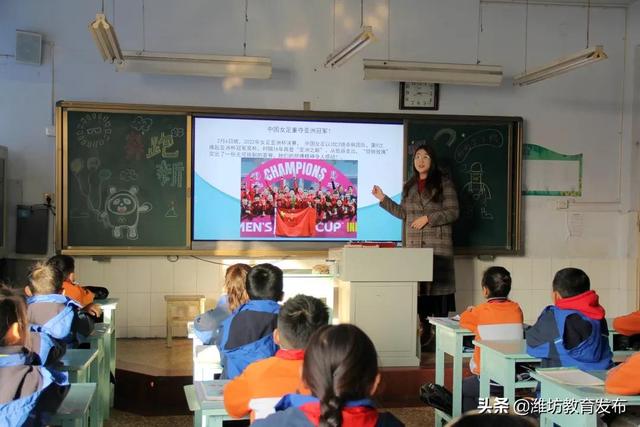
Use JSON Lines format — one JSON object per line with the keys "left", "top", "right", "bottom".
{"left": 1, "top": 0, "right": 640, "bottom": 426}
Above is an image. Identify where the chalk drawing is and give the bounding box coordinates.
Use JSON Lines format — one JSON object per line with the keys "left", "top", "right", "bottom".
{"left": 461, "top": 162, "right": 493, "bottom": 220}
{"left": 75, "top": 112, "right": 112, "bottom": 149}
{"left": 100, "top": 186, "right": 152, "bottom": 240}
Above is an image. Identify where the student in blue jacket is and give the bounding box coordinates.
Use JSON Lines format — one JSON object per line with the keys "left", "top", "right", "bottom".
{"left": 526, "top": 267, "right": 613, "bottom": 371}
{"left": 25, "top": 262, "right": 95, "bottom": 346}
{"left": 193, "top": 263, "right": 251, "bottom": 345}
{"left": 0, "top": 286, "right": 69, "bottom": 427}
{"left": 253, "top": 324, "right": 404, "bottom": 427}
{"left": 218, "top": 263, "right": 283, "bottom": 379}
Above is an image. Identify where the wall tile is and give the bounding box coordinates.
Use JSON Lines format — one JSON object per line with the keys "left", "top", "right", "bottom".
{"left": 196, "top": 259, "right": 222, "bottom": 298}
{"left": 454, "top": 258, "right": 475, "bottom": 291}
{"left": 551, "top": 258, "right": 570, "bottom": 280}
{"left": 510, "top": 258, "right": 532, "bottom": 290}
{"left": 76, "top": 258, "right": 105, "bottom": 286}
{"left": 531, "top": 258, "right": 552, "bottom": 290}
{"left": 115, "top": 326, "right": 127, "bottom": 339}
{"left": 149, "top": 326, "right": 166, "bottom": 338}
{"left": 102, "top": 258, "right": 128, "bottom": 294}
{"left": 173, "top": 258, "right": 198, "bottom": 293}
{"left": 128, "top": 326, "right": 150, "bottom": 338}
{"left": 126, "top": 258, "right": 152, "bottom": 293}
{"left": 127, "top": 293, "right": 150, "bottom": 327}
{"left": 150, "top": 258, "right": 175, "bottom": 293}
{"left": 150, "top": 293, "right": 167, "bottom": 327}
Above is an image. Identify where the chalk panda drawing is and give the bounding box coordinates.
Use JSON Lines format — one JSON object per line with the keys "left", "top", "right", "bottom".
{"left": 100, "top": 186, "right": 152, "bottom": 240}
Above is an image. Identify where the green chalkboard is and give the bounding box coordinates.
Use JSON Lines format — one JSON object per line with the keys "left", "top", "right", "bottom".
{"left": 407, "top": 117, "right": 522, "bottom": 255}
{"left": 62, "top": 108, "right": 190, "bottom": 250}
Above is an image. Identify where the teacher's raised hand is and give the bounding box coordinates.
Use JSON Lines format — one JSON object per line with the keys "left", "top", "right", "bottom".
{"left": 371, "top": 185, "right": 385, "bottom": 202}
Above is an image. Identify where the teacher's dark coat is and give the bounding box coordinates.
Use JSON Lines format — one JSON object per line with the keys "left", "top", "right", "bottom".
{"left": 380, "top": 176, "right": 459, "bottom": 296}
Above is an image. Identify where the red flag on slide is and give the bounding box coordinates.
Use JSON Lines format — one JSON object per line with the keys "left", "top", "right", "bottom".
{"left": 275, "top": 207, "right": 317, "bottom": 237}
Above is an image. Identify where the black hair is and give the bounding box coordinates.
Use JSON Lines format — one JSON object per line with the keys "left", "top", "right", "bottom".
{"left": 552, "top": 267, "right": 591, "bottom": 298}
{"left": 450, "top": 414, "right": 537, "bottom": 427}
{"left": 47, "top": 254, "right": 75, "bottom": 280}
{"left": 0, "top": 285, "right": 28, "bottom": 347}
{"left": 303, "top": 324, "right": 378, "bottom": 427}
{"left": 277, "top": 295, "right": 329, "bottom": 349}
{"left": 403, "top": 143, "right": 443, "bottom": 202}
{"left": 482, "top": 266, "right": 512, "bottom": 298}
{"left": 245, "top": 263, "right": 284, "bottom": 301}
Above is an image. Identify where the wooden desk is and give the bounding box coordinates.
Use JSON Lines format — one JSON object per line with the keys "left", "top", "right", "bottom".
{"left": 165, "top": 295, "right": 205, "bottom": 347}
{"left": 474, "top": 339, "right": 540, "bottom": 406}
{"left": 185, "top": 380, "right": 248, "bottom": 427}
{"left": 48, "top": 383, "right": 97, "bottom": 427}
{"left": 81, "top": 323, "right": 111, "bottom": 425}
{"left": 532, "top": 369, "right": 640, "bottom": 427}
{"left": 429, "top": 317, "right": 474, "bottom": 424}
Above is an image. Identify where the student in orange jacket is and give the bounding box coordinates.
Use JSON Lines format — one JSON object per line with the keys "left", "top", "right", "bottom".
{"left": 224, "top": 294, "right": 330, "bottom": 422}
{"left": 47, "top": 255, "right": 104, "bottom": 318}
{"left": 612, "top": 310, "right": 640, "bottom": 336}
{"left": 606, "top": 310, "right": 640, "bottom": 395}
{"left": 459, "top": 266, "right": 524, "bottom": 413}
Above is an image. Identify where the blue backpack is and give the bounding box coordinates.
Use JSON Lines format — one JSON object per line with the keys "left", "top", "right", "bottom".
{"left": 27, "top": 294, "right": 80, "bottom": 344}
{"left": 0, "top": 351, "right": 68, "bottom": 427}
{"left": 552, "top": 307, "right": 613, "bottom": 371}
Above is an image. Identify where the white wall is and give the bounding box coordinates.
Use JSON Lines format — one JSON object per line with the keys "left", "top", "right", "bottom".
{"left": 1, "top": 0, "right": 638, "bottom": 336}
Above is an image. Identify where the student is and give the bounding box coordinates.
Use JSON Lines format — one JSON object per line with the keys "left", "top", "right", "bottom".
{"left": 526, "top": 267, "right": 612, "bottom": 370}
{"left": 459, "top": 266, "right": 524, "bottom": 412}
{"left": 0, "top": 286, "right": 69, "bottom": 427}
{"left": 612, "top": 310, "right": 640, "bottom": 336}
{"left": 605, "top": 352, "right": 640, "bottom": 395}
{"left": 25, "top": 262, "right": 95, "bottom": 345}
{"left": 46, "top": 255, "right": 105, "bottom": 318}
{"left": 253, "top": 324, "right": 404, "bottom": 427}
{"left": 218, "top": 263, "right": 283, "bottom": 379}
{"left": 605, "top": 309, "right": 640, "bottom": 395}
{"left": 193, "top": 263, "right": 251, "bottom": 345}
{"left": 224, "top": 295, "right": 330, "bottom": 421}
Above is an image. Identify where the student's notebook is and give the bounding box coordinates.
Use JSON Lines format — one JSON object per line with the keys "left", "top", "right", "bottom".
{"left": 536, "top": 369, "right": 604, "bottom": 386}
{"left": 197, "top": 380, "right": 230, "bottom": 400}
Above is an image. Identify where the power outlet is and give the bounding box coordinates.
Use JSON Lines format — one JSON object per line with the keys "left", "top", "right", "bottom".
{"left": 43, "top": 193, "right": 54, "bottom": 206}
{"left": 556, "top": 199, "right": 569, "bottom": 210}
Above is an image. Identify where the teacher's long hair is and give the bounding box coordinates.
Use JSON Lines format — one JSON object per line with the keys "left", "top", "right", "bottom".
{"left": 302, "top": 324, "right": 379, "bottom": 427}
{"left": 402, "top": 143, "right": 443, "bottom": 202}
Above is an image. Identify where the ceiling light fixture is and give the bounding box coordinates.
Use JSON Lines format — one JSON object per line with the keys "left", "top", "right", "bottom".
{"left": 88, "top": 13, "right": 123, "bottom": 63}
{"left": 116, "top": 51, "right": 272, "bottom": 79}
{"left": 325, "top": 26, "right": 375, "bottom": 68}
{"left": 363, "top": 59, "right": 503, "bottom": 86}
{"left": 513, "top": 45, "right": 607, "bottom": 87}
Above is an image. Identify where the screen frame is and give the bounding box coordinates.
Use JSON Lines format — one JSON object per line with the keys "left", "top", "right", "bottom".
{"left": 191, "top": 112, "right": 406, "bottom": 243}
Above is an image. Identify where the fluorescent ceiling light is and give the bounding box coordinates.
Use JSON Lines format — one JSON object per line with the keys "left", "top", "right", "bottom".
{"left": 325, "top": 26, "right": 375, "bottom": 68}
{"left": 363, "top": 59, "right": 503, "bottom": 86}
{"left": 116, "top": 51, "right": 272, "bottom": 79}
{"left": 513, "top": 45, "right": 607, "bottom": 86}
{"left": 88, "top": 13, "right": 123, "bottom": 63}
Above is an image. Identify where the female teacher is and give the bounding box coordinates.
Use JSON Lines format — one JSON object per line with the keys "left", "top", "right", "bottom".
{"left": 372, "top": 144, "right": 459, "bottom": 348}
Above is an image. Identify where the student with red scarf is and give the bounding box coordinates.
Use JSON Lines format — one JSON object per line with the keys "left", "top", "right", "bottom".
{"left": 253, "top": 324, "right": 404, "bottom": 427}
